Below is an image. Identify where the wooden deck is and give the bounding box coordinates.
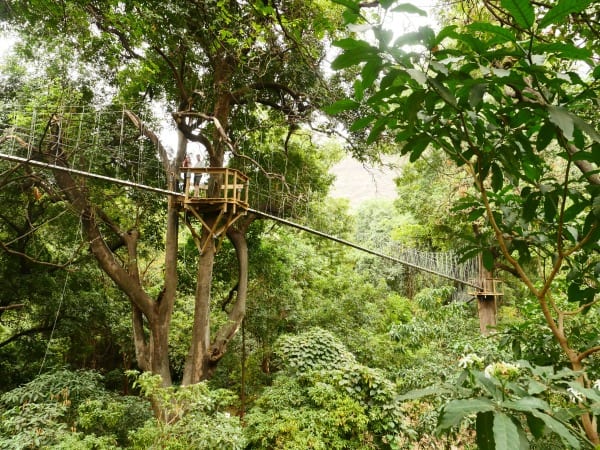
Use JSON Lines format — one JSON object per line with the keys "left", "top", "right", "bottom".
{"left": 175, "top": 167, "right": 249, "bottom": 254}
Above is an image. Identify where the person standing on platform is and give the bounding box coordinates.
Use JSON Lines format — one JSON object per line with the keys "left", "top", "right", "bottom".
{"left": 193, "top": 154, "right": 204, "bottom": 197}
{"left": 181, "top": 154, "right": 191, "bottom": 193}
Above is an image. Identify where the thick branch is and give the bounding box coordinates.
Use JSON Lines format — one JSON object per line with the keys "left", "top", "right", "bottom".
{"left": 0, "top": 325, "right": 53, "bottom": 349}
{"left": 85, "top": 5, "right": 144, "bottom": 59}
{"left": 0, "top": 303, "right": 25, "bottom": 312}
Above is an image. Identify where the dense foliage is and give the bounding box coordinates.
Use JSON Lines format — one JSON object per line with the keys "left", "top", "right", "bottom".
{"left": 1, "top": 0, "right": 599, "bottom": 448}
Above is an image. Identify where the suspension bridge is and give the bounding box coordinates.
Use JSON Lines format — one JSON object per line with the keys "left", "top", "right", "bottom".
{"left": 0, "top": 105, "right": 487, "bottom": 293}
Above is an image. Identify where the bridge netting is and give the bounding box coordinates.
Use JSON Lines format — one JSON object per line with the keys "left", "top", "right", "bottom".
{"left": 0, "top": 104, "right": 481, "bottom": 290}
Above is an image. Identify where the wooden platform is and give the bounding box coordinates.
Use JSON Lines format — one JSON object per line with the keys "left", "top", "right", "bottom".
{"left": 175, "top": 167, "right": 249, "bottom": 254}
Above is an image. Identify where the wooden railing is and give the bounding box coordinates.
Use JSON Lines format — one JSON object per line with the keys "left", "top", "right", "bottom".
{"left": 179, "top": 167, "right": 249, "bottom": 206}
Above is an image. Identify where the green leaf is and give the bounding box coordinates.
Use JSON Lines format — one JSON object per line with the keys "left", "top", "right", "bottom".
{"left": 333, "top": 37, "right": 372, "bottom": 50}
{"left": 493, "top": 412, "right": 521, "bottom": 450}
{"left": 366, "top": 116, "right": 388, "bottom": 144}
{"left": 503, "top": 397, "right": 550, "bottom": 413}
{"left": 391, "top": 3, "right": 427, "bottom": 16}
{"left": 331, "top": 48, "right": 377, "bottom": 70}
{"left": 567, "top": 283, "right": 596, "bottom": 304}
{"left": 323, "top": 99, "right": 359, "bottom": 115}
{"left": 536, "top": 43, "right": 592, "bottom": 60}
{"left": 361, "top": 59, "right": 382, "bottom": 89}
{"left": 570, "top": 114, "right": 600, "bottom": 143}
{"left": 530, "top": 410, "right": 580, "bottom": 449}
{"left": 526, "top": 413, "right": 546, "bottom": 438}
{"left": 349, "top": 116, "right": 374, "bottom": 132}
{"left": 438, "top": 398, "right": 495, "bottom": 430}
{"left": 476, "top": 411, "right": 495, "bottom": 450}
{"left": 527, "top": 380, "right": 548, "bottom": 396}
{"left": 468, "top": 207, "right": 486, "bottom": 221}
{"left": 467, "top": 22, "right": 516, "bottom": 43}
{"left": 593, "top": 195, "right": 600, "bottom": 218}
{"left": 536, "top": 121, "right": 555, "bottom": 151}
{"left": 482, "top": 249, "right": 494, "bottom": 271}
{"left": 547, "top": 106, "right": 574, "bottom": 140}
{"left": 501, "top": 0, "right": 534, "bottom": 29}
{"left": 428, "top": 77, "right": 457, "bottom": 108}
{"left": 402, "top": 134, "right": 430, "bottom": 162}
{"left": 433, "top": 25, "right": 458, "bottom": 47}
{"left": 331, "top": 0, "right": 360, "bottom": 13}
{"left": 491, "top": 163, "right": 503, "bottom": 192}
{"left": 469, "top": 83, "right": 487, "bottom": 109}
{"left": 539, "top": 0, "right": 593, "bottom": 28}
{"left": 397, "top": 386, "right": 450, "bottom": 401}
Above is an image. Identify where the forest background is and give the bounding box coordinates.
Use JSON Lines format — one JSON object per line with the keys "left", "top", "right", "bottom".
{"left": 0, "top": 0, "right": 599, "bottom": 449}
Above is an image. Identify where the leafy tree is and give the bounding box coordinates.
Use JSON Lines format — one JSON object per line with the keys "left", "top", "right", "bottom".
{"left": 330, "top": 0, "right": 600, "bottom": 444}
{"left": 0, "top": 0, "right": 348, "bottom": 391}
{"left": 244, "top": 328, "right": 406, "bottom": 449}
{"left": 0, "top": 369, "right": 151, "bottom": 449}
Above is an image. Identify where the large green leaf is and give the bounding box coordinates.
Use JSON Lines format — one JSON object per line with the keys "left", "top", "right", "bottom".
{"left": 428, "top": 78, "right": 457, "bottom": 108}
{"left": 547, "top": 106, "right": 574, "bottom": 140}
{"left": 530, "top": 410, "right": 580, "bottom": 449}
{"left": 391, "top": 3, "right": 427, "bottom": 16}
{"left": 535, "top": 43, "right": 592, "bottom": 60}
{"left": 467, "top": 22, "right": 516, "bottom": 43}
{"left": 323, "top": 99, "right": 359, "bottom": 115}
{"left": 438, "top": 398, "right": 495, "bottom": 430}
{"left": 539, "top": 0, "right": 593, "bottom": 28}
{"left": 503, "top": 397, "right": 550, "bottom": 413}
{"left": 361, "top": 59, "right": 382, "bottom": 90}
{"left": 501, "top": 0, "right": 534, "bottom": 29}
{"left": 476, "top": 411, "right": 495, "bottom": 450}
{"left": 482, "top": 249, "right": 494, "bottom": 271}
{"left": 403, "top": 134, "right": 430, "bottom": 162}
{"left": 493, "top": 412, "right": 522, "bottom": 450}
{"left": 331, "top": 48, "right": 378, "bottom": 70}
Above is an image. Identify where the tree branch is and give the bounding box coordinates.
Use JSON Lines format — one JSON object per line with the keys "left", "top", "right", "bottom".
{"left": 0, "top": 325, "right": 53, "bottom": 349}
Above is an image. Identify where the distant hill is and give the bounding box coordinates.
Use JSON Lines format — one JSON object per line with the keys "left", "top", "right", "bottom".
{"left": 330, "top": 155, "right": 405, "bottom": 209}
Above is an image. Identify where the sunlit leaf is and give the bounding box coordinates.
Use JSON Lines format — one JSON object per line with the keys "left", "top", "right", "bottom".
{"left": 438, "top": 398, "right": 495, "bottom": 430}
{"left": 539, "top": 0, "right": 593, "bottom": 28}
{"left": 391, "top": 3, "right": 427, "bottom": 16}
{"left": 493, "top": 413, "right": 521, "bottom": 450}
{"left": 501, "top": 0, "right": 534, "bottom": 29}
{"left": 547, "top": 106, "right": 574, "bottom": 140}
{"left": 469, "top": 83, "right": 487, "bottom": 109}
{"left": 467, "top": 22, "right": 516, "bottom": 43}
{"left": 530, "top": 410, "right": 580, "bottom": 449}
{"left": 323, "top": 99, "right": 359, "bottom": 115}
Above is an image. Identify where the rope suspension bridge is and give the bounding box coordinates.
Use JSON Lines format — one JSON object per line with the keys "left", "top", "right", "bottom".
{"left": 0, "top": 105, "right": 487, "bottom": 293}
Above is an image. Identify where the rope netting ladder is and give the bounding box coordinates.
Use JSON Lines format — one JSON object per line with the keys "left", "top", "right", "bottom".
{"left": 0, "top": 105, "right": 482, "bottom": 291}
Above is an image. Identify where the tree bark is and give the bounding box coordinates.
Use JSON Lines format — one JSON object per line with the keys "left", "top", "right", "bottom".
{"left": 181, "top": 226, "right": 217, "bottom": 385}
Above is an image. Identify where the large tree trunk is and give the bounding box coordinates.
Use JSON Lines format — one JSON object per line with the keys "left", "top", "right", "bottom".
{"left": 182, "top": 226, "right": 217, "bottom": 385}
{"left": 181, "top": 222, "right": 249, "bottom": 384}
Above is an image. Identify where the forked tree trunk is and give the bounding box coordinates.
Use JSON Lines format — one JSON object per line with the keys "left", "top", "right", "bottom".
{"left": 181, "top": 223, "right": 249, "bottom": 384}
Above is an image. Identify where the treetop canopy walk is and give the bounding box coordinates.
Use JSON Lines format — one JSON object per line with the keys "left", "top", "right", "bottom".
{"left": 0, "top": 105, "right": 492, "bottom": 293}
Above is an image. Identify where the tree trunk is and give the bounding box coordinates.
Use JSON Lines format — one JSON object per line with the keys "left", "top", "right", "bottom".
{"left": 181, "top": 223, "right": 249, "bottom": 384}
{"left": 182, "top": 225, "right": 217, "bottom": 385}
{"left": 209, "top": 226, "right": 248, "bottom": 365}
{"left": 477, "top": 256, "right": 497, "bottom": 334}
